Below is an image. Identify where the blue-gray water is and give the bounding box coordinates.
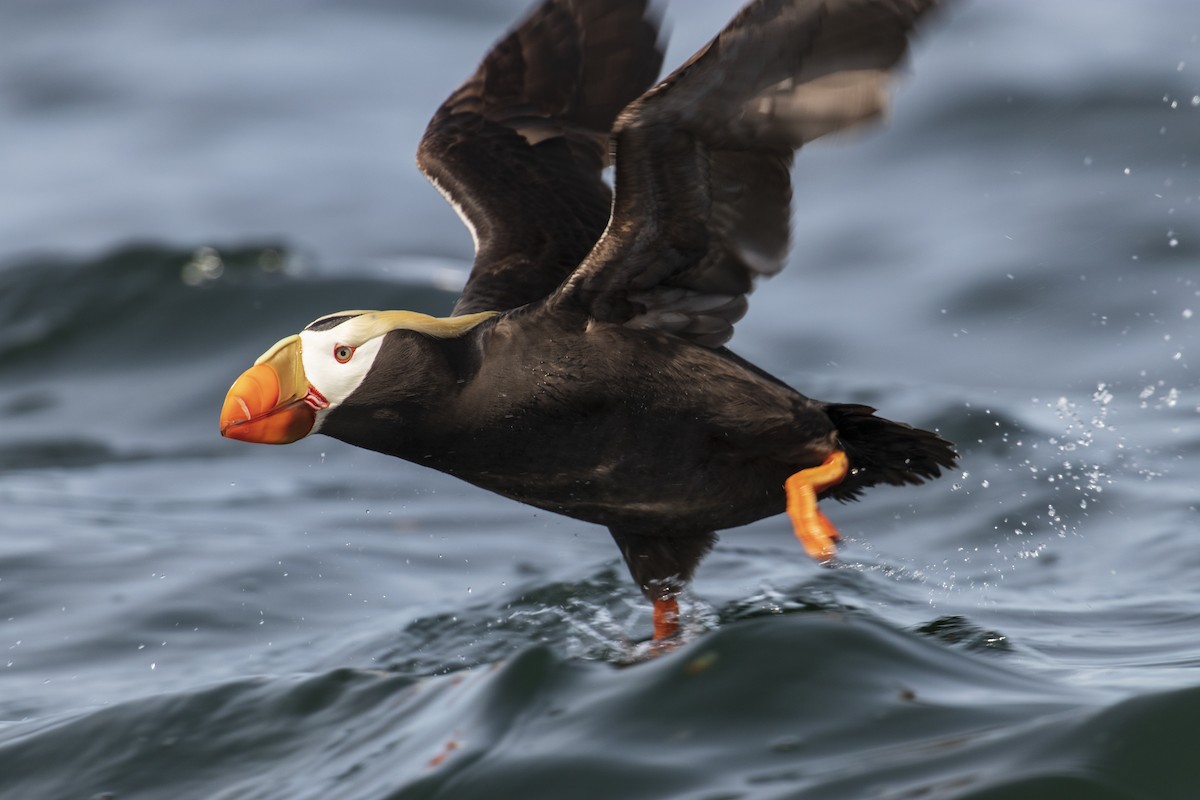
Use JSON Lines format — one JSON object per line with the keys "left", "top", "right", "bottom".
{"left": 2, "top": 1, "right": 1198, "bottom": 798}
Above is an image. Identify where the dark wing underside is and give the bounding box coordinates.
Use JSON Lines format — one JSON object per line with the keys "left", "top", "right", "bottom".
{"left": 417, "top": 0, "right": 663, "bottom": 316}
{"left": 552, "top": 0, "right": 941, "bottom": 347}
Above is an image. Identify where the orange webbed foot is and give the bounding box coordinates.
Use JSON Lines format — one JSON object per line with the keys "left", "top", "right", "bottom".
{"left": 784, "top": 451, "right": 849, "bottom": 562}
{"left": 652, "top": 596, "right": 680, "bottom": 642}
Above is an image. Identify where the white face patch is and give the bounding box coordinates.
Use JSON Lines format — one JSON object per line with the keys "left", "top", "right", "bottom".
{"left": 298, "top": 323, "right": 386, "bottom": 432}
{"left": 293, "top": 309, "right": 498, "bottom": 433}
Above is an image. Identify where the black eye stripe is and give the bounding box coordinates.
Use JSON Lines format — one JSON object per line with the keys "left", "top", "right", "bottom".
{"left": 305, "top": 314, "right": 361, "bottom": 332}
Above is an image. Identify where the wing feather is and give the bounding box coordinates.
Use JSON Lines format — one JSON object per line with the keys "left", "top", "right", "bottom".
{"left": 416, "top": 0, "right": 663, "bottom": 316}
{"left": 553, "top": 0, "right": 941, "bottom": 347}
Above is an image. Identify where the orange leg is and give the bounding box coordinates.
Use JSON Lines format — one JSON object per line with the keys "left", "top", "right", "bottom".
{"left": 652, "top": 597, "right": 680, "bottom": 641}
{"left": 784, "top": 451, "right": 849, "bottom": 562}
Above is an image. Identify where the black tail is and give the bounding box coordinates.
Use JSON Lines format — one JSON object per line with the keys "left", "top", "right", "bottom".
{"left": 823, "top": 403, "right": 958, "bottom": 502}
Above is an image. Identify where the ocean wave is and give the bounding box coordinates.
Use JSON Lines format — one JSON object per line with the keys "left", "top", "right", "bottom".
{"left": 1, "top": 614, "right": 1191, "bottom": 800}
{"left": 0, "top": 243, "right": 457, "bottom": 372}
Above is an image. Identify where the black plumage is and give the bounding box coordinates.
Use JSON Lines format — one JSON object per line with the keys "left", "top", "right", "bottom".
{"left": 417, "top": 0, "right": 662, "bottom": 315}
{"left": 221, "top": 0, "right": 957, "bottom": 640}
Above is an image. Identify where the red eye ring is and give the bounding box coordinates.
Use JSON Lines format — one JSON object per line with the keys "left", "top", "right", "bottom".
{"left": 333, "top": 344, "right": 355, "bottom": 364}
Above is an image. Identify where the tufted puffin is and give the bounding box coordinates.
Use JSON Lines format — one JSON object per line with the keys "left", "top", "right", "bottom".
{"left": 220, "top": 0, "right": 957, "bottom": 641}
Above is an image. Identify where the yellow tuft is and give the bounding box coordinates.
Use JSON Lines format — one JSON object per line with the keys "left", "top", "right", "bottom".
{"left": 305, "top": 310, "right": 499, "bottom": 348}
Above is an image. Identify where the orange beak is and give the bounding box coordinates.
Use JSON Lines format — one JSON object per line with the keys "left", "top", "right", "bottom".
{"left": 219, "top": 334, "right": 322, "bottom": 444}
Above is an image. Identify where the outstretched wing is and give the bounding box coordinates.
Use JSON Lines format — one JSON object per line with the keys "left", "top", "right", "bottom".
{"left": 552, "top": 0, "right": 941, "bottom": 347}
{"left": 417, "top": 0, "right": 663, "bottom": 316}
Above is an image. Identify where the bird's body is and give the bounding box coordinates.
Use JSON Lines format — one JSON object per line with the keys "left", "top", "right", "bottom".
{"left": 220, "top": 0, "right": 957, "bottom": 640}
{"left": 320, "top": 308, "right": 833, "bottom": 535}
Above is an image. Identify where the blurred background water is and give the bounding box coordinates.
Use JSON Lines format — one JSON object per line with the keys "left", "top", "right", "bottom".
{"left": 1, "top": 1, "right": 1198, "bottom": 797}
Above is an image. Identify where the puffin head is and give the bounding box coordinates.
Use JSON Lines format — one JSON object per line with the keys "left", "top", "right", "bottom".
{"left": 219, "top": 309, "right": 496, "bottom": 444}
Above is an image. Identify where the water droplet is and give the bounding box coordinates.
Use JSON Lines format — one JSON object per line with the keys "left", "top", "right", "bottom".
{"left": 180, "top": 246, "right": 225, "bottom": 286}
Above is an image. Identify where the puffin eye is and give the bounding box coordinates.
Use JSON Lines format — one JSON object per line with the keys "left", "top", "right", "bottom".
{"left": 333, "top": 344, "right": 355, "bottom": 364}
